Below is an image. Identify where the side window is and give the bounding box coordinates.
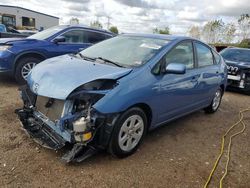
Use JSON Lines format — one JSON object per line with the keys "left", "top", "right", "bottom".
{"left": 165, "top": 41, "right": 194, "bottom": 69}
{"left": 61, "top": 30, "right": 85, "bottom": 43}
{"left": 195, "top": 42, "right": 214, "bottom": 67}
{"left": 212, "top": 50, "right": 221, "bottom": 64}
{"left": 85, "top": 31, "right": 109, "bottom": 43}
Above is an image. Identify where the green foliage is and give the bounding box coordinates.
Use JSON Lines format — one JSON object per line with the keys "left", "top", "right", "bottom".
{"left": 202, "top": 19, "right": 225, "bottom": 43}
{"left": 223, "top": 23, "right": 236, "bottom": 44}
{"left": 90, "top": 20, "right": 103, "bottom": 29}
{"left": 238, "top": 14, "right": 250, "bottom": 40}
{"left": 153, "top": 27, "right": 170, "bottom": 35}
{"left": 238, "top": 40, "right": 250, "bottom": 48}
{"left": 70, "top": 17, "right": 79, "bottom": 25}
{"left": 109, "top": 26, "right": 119, "bottom": 34}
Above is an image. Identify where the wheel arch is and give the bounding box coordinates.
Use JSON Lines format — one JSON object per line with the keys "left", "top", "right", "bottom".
{"left": 14, "top": 51, "right": 47, "bottom": 72}
{"left": 129, "top": 103, "right": 153, "bottom": 130}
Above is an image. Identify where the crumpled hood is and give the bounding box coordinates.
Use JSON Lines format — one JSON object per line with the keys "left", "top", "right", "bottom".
{"left": 225, "top": 60, "right": 250, "bottom": 69}
{"left": 27, "top": 55, "right": 132, "bottom": 99}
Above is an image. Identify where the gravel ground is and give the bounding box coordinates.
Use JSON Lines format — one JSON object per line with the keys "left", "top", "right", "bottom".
{"left": 0, "top": 75, "right": 249, "bottom": 188}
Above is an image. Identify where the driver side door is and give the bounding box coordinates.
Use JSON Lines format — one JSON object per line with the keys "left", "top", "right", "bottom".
{"left": 152, "top": 40, "right": 202, "bottom": 126}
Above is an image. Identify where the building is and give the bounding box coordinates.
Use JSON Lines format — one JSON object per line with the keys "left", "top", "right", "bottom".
{"left": 0, "top": 5, "right": 59, "bottom": 30}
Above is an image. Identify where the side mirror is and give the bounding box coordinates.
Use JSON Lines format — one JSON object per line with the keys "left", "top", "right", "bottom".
{"left": 164, "top": 63, "right": 186, "bottom": 74}
{"left": 53, "top": 36, "right": 66, "bottom": 44}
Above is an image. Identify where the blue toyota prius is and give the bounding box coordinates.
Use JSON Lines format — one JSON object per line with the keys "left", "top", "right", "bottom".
{"left": 16, "top": 34, "right": 227, "bottom": 162}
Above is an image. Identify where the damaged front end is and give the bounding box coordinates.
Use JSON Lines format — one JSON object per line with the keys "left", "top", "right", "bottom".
{"left": 15, "top": 79, "right": 120, "bottom": 162}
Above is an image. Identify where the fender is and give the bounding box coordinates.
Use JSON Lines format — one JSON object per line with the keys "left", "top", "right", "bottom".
{"left": 13, "top": 50, "right": 47, "bottom": 72}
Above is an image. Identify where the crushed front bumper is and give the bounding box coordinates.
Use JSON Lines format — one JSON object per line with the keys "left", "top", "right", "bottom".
{"left": 15, "top": 85, "right": 120, "bottom": 162}
{"left": 15, "top": 108, "right": 67, "bottom": 150}
{"left": 15, "top": 107, "right": 100, "bottom": 163}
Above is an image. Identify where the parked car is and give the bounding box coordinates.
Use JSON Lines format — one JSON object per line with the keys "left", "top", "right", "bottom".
{"left": 0, "top": 24, "right": 28, "bottom": 38}
{"left": 0, "top": 25, "right": 114, "bottom": 83}
{"left": 17, "top": 30, "right": 38, "bottom": 36}
{"left": 220, "top": 47, "right": 250, "bottom": 94}
{"left": 16, "top": 34, "right": 227, "bottom": 162}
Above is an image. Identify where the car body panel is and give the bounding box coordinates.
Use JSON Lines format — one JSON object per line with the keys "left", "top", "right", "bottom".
{"left": 27, "top": 54, "right": 132, "bottom": 99}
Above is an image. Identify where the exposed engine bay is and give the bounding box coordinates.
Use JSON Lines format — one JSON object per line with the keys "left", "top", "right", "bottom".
{"left": 15, "top": 79, "right": 120, "bottom": 163}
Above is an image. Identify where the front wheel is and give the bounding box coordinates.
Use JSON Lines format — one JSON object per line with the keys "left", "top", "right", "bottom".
{"left": 15, "top": 57, "right": 42, "bottom": 84}
{"left": 108, "top": 107, "right": 147, "bottom": 158}
{"left": 204, "top": 88, "right": 223, "bottom": 113}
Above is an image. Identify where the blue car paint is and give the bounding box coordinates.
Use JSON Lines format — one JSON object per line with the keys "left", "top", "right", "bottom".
{"left": 27, "top": 54, "right": 132, "bottom": 99}
{"left": 0, "top": 25, "right": 114, "bottom": 75}
{"left": 27, "top": 34, "right": 227, "bottom": 131}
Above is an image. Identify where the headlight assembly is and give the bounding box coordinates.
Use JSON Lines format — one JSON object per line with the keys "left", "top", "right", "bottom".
{"left": 0, "top": 45, "right": 11, "bottom": 51}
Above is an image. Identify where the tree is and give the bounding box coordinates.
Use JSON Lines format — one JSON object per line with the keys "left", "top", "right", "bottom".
{"left": 153, "top": 27, "right": 170, "bottom": 35}
{"left": 223, "top": 23, "right": 236, "bottom": 44}
{"left": 201, "top": 19, "right": 224, "bottom": 43}
{"left": 90, "top": 20, "right": 103, "bottom": 29}
{"left": 189, "top": 26, "right": 201, "bottom": 39}
{"left": 238, "top": 14, "right": 250, "bottom": 40}
{"left": 109, "top": 26, "right": 119, "bottom": 34}
{"left": 70, "top": 17, "right": 79, "bottom": 25}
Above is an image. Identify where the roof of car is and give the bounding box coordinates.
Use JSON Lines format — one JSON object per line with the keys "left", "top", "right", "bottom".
{"left": 60, "top": 24, "right": 115, "bottom": 35}
{"left": 226, "top": 47, "right": 250, "bottom": 51}
{"left": 121, "top": 33, "right": 192, "bottom": 41}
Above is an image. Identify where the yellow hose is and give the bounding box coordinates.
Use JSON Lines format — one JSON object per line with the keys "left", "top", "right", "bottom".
{"left": 204, "top": 107, "right": 250, "bottom": 188}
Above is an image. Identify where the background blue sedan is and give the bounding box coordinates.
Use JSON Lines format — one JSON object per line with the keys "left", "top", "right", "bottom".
{"left": 0, "top": 25, "right": 114, "bottom": 83}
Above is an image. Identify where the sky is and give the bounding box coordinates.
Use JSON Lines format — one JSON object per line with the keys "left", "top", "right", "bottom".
{"left": 1, "top": 0, "right": 249, "bottom": 34}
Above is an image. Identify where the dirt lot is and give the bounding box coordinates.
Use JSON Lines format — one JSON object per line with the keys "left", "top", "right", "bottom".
{"left": 0, "top": 75, "right": 249, "bottom": 188}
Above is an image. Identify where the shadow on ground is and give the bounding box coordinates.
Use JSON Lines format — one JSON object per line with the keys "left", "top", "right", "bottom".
{"left": 0, "top": 75, "right": 17, "bottom": 86}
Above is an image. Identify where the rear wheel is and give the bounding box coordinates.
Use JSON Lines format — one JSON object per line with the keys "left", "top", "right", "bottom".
{"left": 204, "top": 88, "right": 223, "bottom": 113}
{"left": 108, "top": 107, "right": 147, "bottom": 158}
{"left": 15, "top": 57, "right": 42, "bottom": 84}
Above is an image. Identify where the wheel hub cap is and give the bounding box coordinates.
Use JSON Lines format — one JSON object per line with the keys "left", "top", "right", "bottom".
{"left": 118, "top": 115, "right": 144, "bottom": 152}
{"left": 21, "top": 62, "right": 37, "bottom": 80}
{"left": 212, "top": 90, "right": 221, "bottom": 110}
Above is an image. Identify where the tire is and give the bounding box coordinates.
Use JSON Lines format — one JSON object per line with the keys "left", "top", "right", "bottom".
{"left": 108, "top": 107, "right": 147, "bottom": 158}
{"left": 204, "top": 88, "right": 223, "bottom": 113}
{"left": 15, "top": 57, "right": 42, "bottom": 84}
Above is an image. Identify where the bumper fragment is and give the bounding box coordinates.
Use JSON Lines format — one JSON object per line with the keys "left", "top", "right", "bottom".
{"left": 15, "top": 108, "right": 66, "bottom": 150}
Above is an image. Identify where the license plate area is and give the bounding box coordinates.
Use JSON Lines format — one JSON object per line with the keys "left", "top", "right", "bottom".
{"left": 228, "top": 75, "right": 241, "bottom": 81}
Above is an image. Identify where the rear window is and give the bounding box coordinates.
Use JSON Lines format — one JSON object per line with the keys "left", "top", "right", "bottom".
{"left": 195, "top": 42, "right": 214, "bottom": 67}
{"left": 85, "top": 31, "right": 111, "bottom": 43}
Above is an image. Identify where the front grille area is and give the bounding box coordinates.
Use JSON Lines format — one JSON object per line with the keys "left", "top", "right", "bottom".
{"left": 36, "top": 96, "right": 65, "bottom": 122}
{"left": 227, "top": 65, "right": 240, "bottom": 76}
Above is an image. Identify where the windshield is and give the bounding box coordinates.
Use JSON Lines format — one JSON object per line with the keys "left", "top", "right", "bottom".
{"left": 220, "top": 48, "right": 250, "bottom": 63}
{"left": 28, "top": 26, "right": 65, "bottom": 40}
{"left": 80, "top": 35, "right": 169, "bottom": 67}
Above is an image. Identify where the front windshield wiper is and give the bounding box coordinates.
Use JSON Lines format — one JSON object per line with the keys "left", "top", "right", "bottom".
{"left": 78, "top": 53, "right": 96, "bottom": 62}
{"left": 96, "top": 57, "right": 124, "bottom": 68}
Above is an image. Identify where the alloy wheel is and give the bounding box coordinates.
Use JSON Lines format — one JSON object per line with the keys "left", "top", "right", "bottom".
{"left": 21, "top": 62, "right": 37, "bottom": 80}
{"left": 118, "top": 115, "right": 144, "bottom": 152}
{"left": 212, "top": 89, "right": 222, "bottom": 111}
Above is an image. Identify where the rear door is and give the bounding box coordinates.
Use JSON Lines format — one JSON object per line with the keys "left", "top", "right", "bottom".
{"left": 193, "top": 42, "right": 220, "bottom": 103}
